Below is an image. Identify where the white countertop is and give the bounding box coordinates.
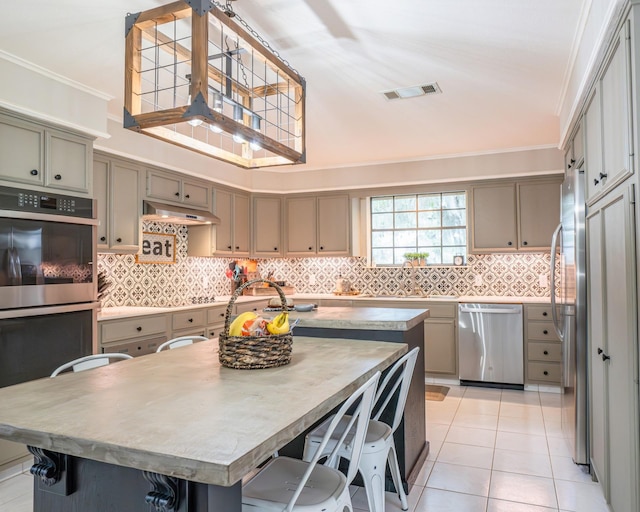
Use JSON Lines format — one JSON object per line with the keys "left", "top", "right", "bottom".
{"left": 98, "top": 293, "right": 551, "bottom": 321}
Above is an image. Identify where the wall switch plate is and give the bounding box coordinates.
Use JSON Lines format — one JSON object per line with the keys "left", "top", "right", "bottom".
{"left": 539, "top": 274, "right": 548, "bottom": 288}
{"left": 308, "top": 274, "right": 316, "bottom": 286}
{"left": 474, "top": 275, "right": 483, "bottom": 287}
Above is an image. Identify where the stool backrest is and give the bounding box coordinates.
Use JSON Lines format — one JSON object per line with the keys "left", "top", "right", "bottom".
{"left": 371, "top": 347, "right": 419, "bottom": 433}
{"left": 156, "top": 335, "right": 208, "bottom": 352}
{"left": 286, "top": 371, "right": 380, "bottom": 511}
{"left": 50, "top": 353, "right": 133, "bottom": 377}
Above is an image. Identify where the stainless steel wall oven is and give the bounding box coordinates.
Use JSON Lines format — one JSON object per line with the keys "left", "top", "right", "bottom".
{"left": 0, "top": 185, "right": 98, "bottom": 388}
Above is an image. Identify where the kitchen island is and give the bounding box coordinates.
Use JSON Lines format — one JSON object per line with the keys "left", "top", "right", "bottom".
{"left": 288, "top": 306, "right": 429, "bottom": 493}
{"left": 0, "top": 337, "right": 406, "bottom": 511}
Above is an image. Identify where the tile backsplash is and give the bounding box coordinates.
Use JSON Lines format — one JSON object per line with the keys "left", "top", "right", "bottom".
{"left": 98, "top": 222, "right": 556, "bottom": 307}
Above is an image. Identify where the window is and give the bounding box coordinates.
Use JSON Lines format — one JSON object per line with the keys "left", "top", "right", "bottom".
{"left": 370, "top": 192, "right": 467, "bottom": 265}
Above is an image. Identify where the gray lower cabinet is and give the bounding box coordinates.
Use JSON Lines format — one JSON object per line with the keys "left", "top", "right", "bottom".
{"left": 100, "top": 314, "right": 169, "bottom": 357}
{"left": 586, "top": 183, "right": 638, "bottom": 512}
{"left": 524, "top": 304, "right": 561, "bottom": 385}
{"left": 354, "top": 299, "right": 457, "bottom": 376}
{"left": 423, "top": 303, "right": 457, "bottom": 376}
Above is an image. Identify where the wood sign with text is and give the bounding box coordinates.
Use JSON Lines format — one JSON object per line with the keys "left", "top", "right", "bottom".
{"left": 135, "top": 232, "right": 176, "bottom": 264}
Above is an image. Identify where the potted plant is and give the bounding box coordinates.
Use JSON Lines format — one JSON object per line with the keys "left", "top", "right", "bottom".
{"left": 403, "top": 252, "right": 429, "bottom": 267}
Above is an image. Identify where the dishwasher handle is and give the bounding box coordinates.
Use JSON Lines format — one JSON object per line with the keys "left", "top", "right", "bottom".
{"left": 459, "top": 306, "right": 521, "bottom": 314}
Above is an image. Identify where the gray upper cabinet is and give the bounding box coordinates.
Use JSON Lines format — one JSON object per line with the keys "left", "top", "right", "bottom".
{"left": 471, "top": 179, "right": 560, "bottom": 253}
{"left": 252, "top": 196, "right": 283, "bottom": 257}
{"left": 189, "top": 189, "right": 250, "bottom": 256}
{"left": 286, "top": 197, "right": 317, "bottom": 256}
{"left": 146, "top": 169, "right": 211, "bottom": 209}
{"left": 517, "top": 182, "right": 561, "bottom": 250}
{"left": 0, "top": 112, "right": 92, "bottom": 194}
{"left": 46, "top": 129, "right": 92, "bottom": 193}
{"left": 94, "top": 155, "right": 141, "bottom": 253}
{"left": 471, "top": 184, "right": 517, "bottom": 251}
{"left": 285, "top": 195, "right": 350, "bottom": 257}
{"left": 585, "top": 20, "right": 633, "bottom": 204}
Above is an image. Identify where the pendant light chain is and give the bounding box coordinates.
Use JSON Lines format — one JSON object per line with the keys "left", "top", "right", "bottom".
{"left": 212, "top": 0, "right": 304, "bottom": 80}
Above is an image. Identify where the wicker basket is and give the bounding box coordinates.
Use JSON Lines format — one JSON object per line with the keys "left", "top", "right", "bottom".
{"left": 218, "top": 279, "right": 293, "bottom": 369}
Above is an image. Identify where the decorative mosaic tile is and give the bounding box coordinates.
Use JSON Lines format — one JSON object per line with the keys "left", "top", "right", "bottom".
{"left": 97, "top": 221, "right": 559, "bottom": 307}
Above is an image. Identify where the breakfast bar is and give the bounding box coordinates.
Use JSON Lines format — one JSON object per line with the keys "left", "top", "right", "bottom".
{"left": 0, "top": 337, "right": 406, "bottom": 511}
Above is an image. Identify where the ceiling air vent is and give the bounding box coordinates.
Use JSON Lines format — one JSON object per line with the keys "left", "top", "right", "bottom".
{"left": 382, "top": 82, "right": 441, "bottom": 101}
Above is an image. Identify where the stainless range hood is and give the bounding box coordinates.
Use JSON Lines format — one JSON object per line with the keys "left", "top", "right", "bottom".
{"left": 142, "top": 201, "right": 220, "bottom": 225}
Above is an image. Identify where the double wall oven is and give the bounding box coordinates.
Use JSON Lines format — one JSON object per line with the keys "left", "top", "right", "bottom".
{"left": 0, "top": 185, "right": 98, "bottom": 389}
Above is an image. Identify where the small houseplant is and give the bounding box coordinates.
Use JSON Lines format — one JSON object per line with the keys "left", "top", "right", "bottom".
{"left": 403, "top": 252, "right": 429, "bottom": 267}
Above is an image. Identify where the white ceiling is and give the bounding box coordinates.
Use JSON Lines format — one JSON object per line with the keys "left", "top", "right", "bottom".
{"left": 0, "top": 0, "right": 587, "bottom": 171}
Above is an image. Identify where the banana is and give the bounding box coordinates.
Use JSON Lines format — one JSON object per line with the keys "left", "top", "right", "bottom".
{"left": 267, "top": 312, "right": 290, "bottom": 335}
{"left": 229, "top": 311, "right": 258, "bottom": 336}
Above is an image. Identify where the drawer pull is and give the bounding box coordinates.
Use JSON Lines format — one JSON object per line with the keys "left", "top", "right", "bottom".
{"left": 542, "top": 311, "right": 547, "bottom": 316}
{"left": 543, "top": 350, "right": 549, "bottom": 355}
{"left": 136, "top": 326, "right": 142, "bottom": 332}
{"left": 30, "top": 169, "right": 39, "bottom": 176}
{"left": 188, "top": 318, "right": 193, "bottom": 323}
{"left": 543, "top": 370, "right": 549, "bottom": 376}
{"left": 543, "top": 330, "right": 548, "bottom": 335}
{"left": 54, "top": 174, "right": 62, "bottom": 180}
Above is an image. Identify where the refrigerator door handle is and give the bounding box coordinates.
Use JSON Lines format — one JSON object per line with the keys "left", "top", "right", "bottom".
{"left": 550, "top": 222, "right": 564, "bottom": 341}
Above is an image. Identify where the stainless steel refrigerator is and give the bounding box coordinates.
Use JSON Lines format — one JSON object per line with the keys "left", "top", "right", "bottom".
{"left": 550, "top": 165, "right": 588, "bottom": 466}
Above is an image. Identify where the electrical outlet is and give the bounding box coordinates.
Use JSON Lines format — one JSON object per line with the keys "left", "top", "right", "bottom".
{"left": 474, "top": 275, "right": 483, "bottom": 287}
{"left": 539, "top": 274, "right": 548, "bottom": 288}
{"left": 308, "top": 274, "right": 316, "bottom": 286}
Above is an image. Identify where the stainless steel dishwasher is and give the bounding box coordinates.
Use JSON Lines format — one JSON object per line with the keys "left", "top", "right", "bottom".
{"left": 458, "top": 303, "right": 524, "bottom": 387}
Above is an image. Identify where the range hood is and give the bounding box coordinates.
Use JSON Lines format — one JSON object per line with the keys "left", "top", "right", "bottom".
{"left": 142, "top": 201, "right": 220, "bottom": 225}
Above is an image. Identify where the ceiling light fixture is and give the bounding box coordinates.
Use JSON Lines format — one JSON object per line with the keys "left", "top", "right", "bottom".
{"left": 124, "top": 0, "right": 306, "bottom": 169}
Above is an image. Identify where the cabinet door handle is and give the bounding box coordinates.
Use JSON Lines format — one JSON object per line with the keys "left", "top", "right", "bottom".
{"left": 175, "top": 192, "right": 180, "bottom": 197}
{"left": 543, "top": 350, "right": 549, "bottom": 355}
{"left": 594, "top": 178, "right": 600, "bottom": 186}
{"left": 30, "top": 169, "right": 38, "bottom": 176}
{"left": 602, "top": 352, "right": 611, "bottom": 362}
{"left": 543, "top": 329, "right": 548, "bottom": 335}
{"left": 597, "top": 347, "right": 603, "bottom": 354}
{"left": 235, "top": 246, "right": 240, "bottom": 250}
{"left": 116, "top": 238, "right": 122, "bottom": 243}
{"left": 542, "top": 311, "right": 548, "bottom": 316}
{"left": 136, "top": 326, "right": 142, "bottom": 332}
{"left": 543, "top": 370, "right": 549, "bottom": 376}
{"left": 100, "top": 236, "right": 106, "bottom": 242}
{"left": 54, "top": 174, "right": 62, "bottom": 180}
{"left": 188, "top": 318, "right": 193, "bottom": 323}
{"left": 185, "top": 194, "right": 190, "bottom": 199}
{"left": 227, "top": 245, "right": 232, "bottom": 250}
{"left": 320, "top": 246, "right": 324, "bottom": 250}
{"left": 308, "top": 247, "right": 313, "bottom": 251}
{"left": 599, "top": 172, "right": 608, "bottom": 180}
{"left": 274, "top": 247, "right": 278, "bottom": 251}
{"left": 507, "top": 241, "right": 513, "bottom": 246}
{"left": 523, "top": 241, "right": 528, "bottom": 246}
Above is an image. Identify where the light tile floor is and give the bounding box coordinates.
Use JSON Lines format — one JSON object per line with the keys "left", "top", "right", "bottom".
{"left": 349, "top": 384, "right": 609, "bottom": 512}
{"left": 0, "top": 385, "right": 609, "bottom": 512}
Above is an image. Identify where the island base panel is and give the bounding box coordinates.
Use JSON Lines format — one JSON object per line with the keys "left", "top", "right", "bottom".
{"left": 289, "top": 323, "right": 428, "bottom": 493}
{"left": 33, "top": 454, "right": 241, "bottom": 512}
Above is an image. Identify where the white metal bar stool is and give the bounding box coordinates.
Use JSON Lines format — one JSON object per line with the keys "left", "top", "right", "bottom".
{"left": 302, "top": 347, "right": 419, "bottom": 512}
{"left": 155, "top": 335, "right": 208, "bottom": 352}
{"left": 50, "top": 353, "right": 133, "bottom": 377}
{"left": 242, "top": 371, "right": 380, "bottom": 512}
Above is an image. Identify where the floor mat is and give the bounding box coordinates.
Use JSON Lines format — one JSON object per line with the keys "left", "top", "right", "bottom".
{"left": 425, "top": 384, "right": 450, "bottom": 401}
